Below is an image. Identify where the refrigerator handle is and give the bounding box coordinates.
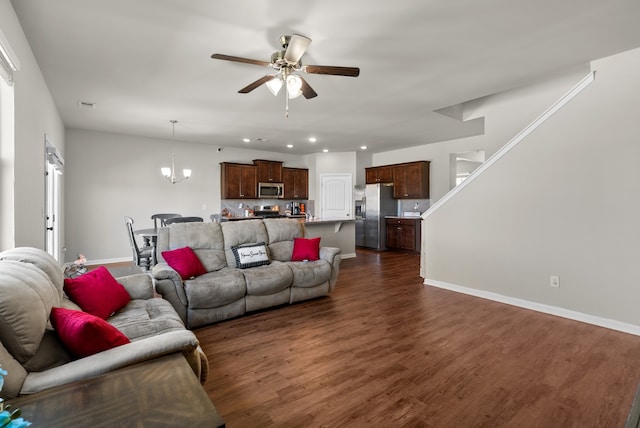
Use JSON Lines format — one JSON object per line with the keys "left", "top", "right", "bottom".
{"left": 361, "top": 197, "right": 366, "bottom": 219}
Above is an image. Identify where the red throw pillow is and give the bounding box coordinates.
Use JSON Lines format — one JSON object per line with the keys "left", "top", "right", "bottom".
{"left": 63, "top": 266, "right": 130, "bottom": 320}
{"left": 161, "top": 247, "right": 207, "bottom": 280}
{"left": 291, "top": 237, "right": 321, "bottom": 261}
{"left": 50, "top": 307, "right": 130, "bottom": 358}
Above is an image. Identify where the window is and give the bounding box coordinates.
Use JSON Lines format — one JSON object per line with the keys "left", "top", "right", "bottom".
{"left": 0, "top": 29, "right": 18, "bottom": 250}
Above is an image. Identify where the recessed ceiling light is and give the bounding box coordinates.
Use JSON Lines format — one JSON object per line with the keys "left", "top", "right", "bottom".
{"left": 322, "top": 149, "right": 329, "bottom": 153}
{"left": 308, "top": 137, "right": 317, "bottom": 143}
{"left": 360, "top": 145, "right": 368, "bottom": 150}
{"left": 286, "top": 144, "right": 294, "bottom": 148}
{"left": 242, "top": 138, "right": 251, "bottom": 143}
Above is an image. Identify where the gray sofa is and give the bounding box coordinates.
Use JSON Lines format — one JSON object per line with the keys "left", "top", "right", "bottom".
{"left": 152, "top": 218, "right": 342, "bottom": 328}
{"left": 0, "top": 247, "right": 208, "bottom": 399}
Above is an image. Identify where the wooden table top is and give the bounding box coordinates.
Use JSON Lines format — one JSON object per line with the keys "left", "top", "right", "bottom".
{"left": 11, "top": 353, "right": 224, "bottom": 427}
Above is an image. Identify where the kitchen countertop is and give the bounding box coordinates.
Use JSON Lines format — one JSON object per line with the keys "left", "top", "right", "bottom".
{"left": 221, "top": 215, "right": 354, "bottom": 224}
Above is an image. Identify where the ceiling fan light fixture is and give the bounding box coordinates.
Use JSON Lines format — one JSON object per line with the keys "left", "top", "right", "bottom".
{"left": 286, "top": 74, "right": 303, "bottom": 99}
{"left": 266, "top": 77, "right": 283, "bottom": 96}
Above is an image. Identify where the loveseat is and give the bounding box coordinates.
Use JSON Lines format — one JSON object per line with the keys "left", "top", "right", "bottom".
{"left": 152, "top": 218, "right": 342, "bottom": 328}
{"left": 0, "top": 247, "right": 208, "bottom": 399}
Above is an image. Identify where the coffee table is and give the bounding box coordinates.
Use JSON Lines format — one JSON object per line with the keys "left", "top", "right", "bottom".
{"left": 10, "top": 353, "right": 224, "bottom": 427}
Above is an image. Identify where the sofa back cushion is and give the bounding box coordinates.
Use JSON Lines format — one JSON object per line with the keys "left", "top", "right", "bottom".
{"left": 0, "top": 260, "right": 56, "bottom": 364}
{"left": 156, "top": 222, "right": 227, "bottom": 272}
{"left": 221, "top": 220, "right": 270, "bottom": 268}
{"left": 0, "top": 247, "right": 64, "bottom": 307}
{"left": 264, "top": 218, "right": 304, "bottom": 261}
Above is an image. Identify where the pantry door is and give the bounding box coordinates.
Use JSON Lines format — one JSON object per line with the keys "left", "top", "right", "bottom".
{"left": 320, "top": 174, "right": 352, "bottom": 219}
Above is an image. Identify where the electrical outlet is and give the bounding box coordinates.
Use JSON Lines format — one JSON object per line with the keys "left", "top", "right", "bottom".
{"left": 550, "top": 275, "right": 560, "bottom": 288}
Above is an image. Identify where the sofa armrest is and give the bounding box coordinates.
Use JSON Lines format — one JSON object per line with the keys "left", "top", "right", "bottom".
{"left": 117, "top": 273, "right": 155, "bottom": 300}
{"left": 20, "top": 330, "right": 203, "bottom": 394}
{"left": 151, "top": 263, "right": 188, "bottom": 324}
{"left": 319, "top": 246, "right": 342, "bottom": 292}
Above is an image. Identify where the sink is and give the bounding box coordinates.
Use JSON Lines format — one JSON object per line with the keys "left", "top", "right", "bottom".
{"left": 402, "top": 211, "right": 422, "bottom": 217}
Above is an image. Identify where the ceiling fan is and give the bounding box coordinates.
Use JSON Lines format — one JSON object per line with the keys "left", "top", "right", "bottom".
{"left": 211, "top": 34, "right": 359, "bottom": 115}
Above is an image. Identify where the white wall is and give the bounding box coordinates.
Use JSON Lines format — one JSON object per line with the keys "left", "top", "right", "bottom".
{"left": 371, "top": 66, "right": 592, "bottom": 204}
{"left": 0, "top": 0, "right": 65, "bottom": 251}
{"left": 422, "top": 48, "right": 640, "bottom": 328}
{"left": 65, "top": 128, "right": 309, "bottom": 262}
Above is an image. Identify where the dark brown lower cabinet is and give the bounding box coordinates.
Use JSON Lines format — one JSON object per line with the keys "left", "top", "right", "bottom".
{"left": 386, "top": 217, "right": 421, "bottom": 252}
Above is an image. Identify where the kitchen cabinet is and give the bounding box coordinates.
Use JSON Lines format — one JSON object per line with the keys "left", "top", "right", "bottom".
{"left": 254, "top": 160, "right": 283, "bottom": 183}
{"left": 393, "top": 161, "right": 430, "bottom": 199}
{"left": 365, "top": 165, "right": 393, "bottom": 184}
{"left": 282, "top": 167, "right": 308, "bottom": 199}
{"left": 221, "top": 162, "right": 257, "bottom": 199}
{"left": 385, "top": 217, "right": 421, "bottom": 252}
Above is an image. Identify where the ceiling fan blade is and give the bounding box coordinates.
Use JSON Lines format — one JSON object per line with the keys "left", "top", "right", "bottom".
{"left": 211, "top": 53, "right": 271, "bottom": 67}
{"left": 284, "top": 34, "right": 311, "bottom": 64}
{"left": 305, "top": 65, "right": 360, "bottom": 77}
{"left": 238, "top": 75, "right": 275, "bottom": 93}
{"left": 299, "top": 76, "right": 318, "bottom": 99}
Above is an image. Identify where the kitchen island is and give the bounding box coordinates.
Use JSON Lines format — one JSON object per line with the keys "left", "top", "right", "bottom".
{"left": 303, "top": 217, "right": 356, "bottom": 259}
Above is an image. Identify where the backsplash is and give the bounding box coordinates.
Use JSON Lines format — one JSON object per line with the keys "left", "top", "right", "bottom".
{"left": 220, "top": 199, "right": 312, "bottom": 218}
{"left": 398, "top": 199, "right": 430, "bottom": 216}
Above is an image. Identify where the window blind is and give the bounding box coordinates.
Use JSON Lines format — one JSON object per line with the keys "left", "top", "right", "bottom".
{"left": 0, "top": 29, "right": 19, "bottom": 85}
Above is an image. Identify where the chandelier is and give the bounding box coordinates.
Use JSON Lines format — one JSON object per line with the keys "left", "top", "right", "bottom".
{"left": 161, "top": 120, "right": 191, "bottom": 184}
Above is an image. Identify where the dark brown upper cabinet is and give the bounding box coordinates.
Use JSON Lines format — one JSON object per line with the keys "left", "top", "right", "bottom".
{"left": 254, "top": 160, "right": 283, "bottom": 183}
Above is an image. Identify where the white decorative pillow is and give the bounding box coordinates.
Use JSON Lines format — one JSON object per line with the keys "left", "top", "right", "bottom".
{"left": 231, "top": 242, "right": 270, "bottom": 269}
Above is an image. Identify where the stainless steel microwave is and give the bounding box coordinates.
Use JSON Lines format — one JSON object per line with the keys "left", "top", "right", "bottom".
{"left": 258, "top": 182, "right": 284, "bottom": 199}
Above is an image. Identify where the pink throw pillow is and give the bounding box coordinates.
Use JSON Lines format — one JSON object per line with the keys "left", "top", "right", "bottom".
{"left": 291, "top": 237, "right": 321, "bottom": 261}
{"left": 64, "top": 266, "right": 131, "bottom": 319}
{"left": 50, "top": 307, "right": 130, "bottom": 358}
{"left": 161, "top": 247, "right": 207, "bottom": 280}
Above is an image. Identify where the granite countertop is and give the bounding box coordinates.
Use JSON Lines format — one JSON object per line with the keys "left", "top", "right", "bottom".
{"left": 303, "top": 217, "right": 355, "bottom": 224}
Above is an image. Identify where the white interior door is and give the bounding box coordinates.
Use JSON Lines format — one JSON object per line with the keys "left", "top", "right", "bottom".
{"left": 45, "top": 138, "right": 63, "bottom": 261}
{"left": 320, "top": 174, "right": 352, "bottom": 219}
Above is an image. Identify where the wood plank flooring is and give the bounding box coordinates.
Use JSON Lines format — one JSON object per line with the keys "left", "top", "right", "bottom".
{"left": 195, "top": 249, "right": 640, "bottom": 427}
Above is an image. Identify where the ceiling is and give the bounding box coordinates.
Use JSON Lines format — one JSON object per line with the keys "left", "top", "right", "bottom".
{"left": 10, "top": 0, "right": 640, "bottom": 155}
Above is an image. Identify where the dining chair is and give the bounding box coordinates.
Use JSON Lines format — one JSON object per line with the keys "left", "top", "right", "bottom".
{"left": 210, "top": 214, "right": 222, "bottom": 223}
{"left": 151, "top": 213, "right": 182, "bottom": 228}
{"left": 125, "top": 216, "right": 154, "bottom": 270}
{"left": 164, "top": 216, "right": 204, "bottom": 225}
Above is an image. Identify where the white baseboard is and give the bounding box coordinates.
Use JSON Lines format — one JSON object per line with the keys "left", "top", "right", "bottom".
{"left": 424, "top": 278, "right": 640, "bottom": 337}
{"left": 341, "top": 253, "right": 357, "bottom": 259}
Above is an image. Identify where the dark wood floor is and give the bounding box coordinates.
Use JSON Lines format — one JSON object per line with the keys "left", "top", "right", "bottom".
{"left": 194, "top": 249, "right": 640, "bottom": 427}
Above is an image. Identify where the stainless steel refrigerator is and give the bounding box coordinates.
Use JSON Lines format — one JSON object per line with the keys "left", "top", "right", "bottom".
{"left": 355, "top": 184, "right": 396, "bottom": 250}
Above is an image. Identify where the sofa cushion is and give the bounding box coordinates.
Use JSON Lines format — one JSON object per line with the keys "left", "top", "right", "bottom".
{"left": 242, "top": 261, "right": 293, "bottom": 295}
{"left": 63, "top": 266, "right": 131, "bottom": 320}
{"left": 287, "top": 260, "right": 332, "bottom": 288}
{"left": 291, "top": 237, "right": 321, "bottom": 261}
{"left": 221, "top": 220, "right": 269, "bottom": 268}
{"left": 157, "top": 222, "right": 227, "bottom": 272}
{"left": 108, "top": 298, "right": 186, "bottom": 341}
{"left": 184, "top": 267, "right": 246, "bottom": 309}
{"left": 0, "top": 260, "right": 57, "bottom": 364}
{"left": 22, "top": 329, "right": 72, "bottom": 372}
{"left": 0, "top": 247, "right": 64, "bottom": 306}
{"left": 232, "top": 242, "right": 270, "bottom": 269}
{"left": 161, "top": 247, "right": 207, "bottom": 280}
{"left": 50, "top": 308, "right": 130, "bottom": 358}
{"left": 264, "top": 218, "right": 304, "bottom": 261}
